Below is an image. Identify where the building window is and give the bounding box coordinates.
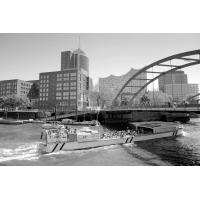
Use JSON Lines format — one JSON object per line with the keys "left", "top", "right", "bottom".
{"left": 63, "top": 91, "right": 69, "bottom": 96}
{"left": 70, "top": 82, "right": 76, "bottom": 86}
{"left": 70, "top": 72, "right": 76, "bottom": 76}
{"left": 57, "top": 78, "right": 62, "bottom": 81}
{"left": 56, "top": 92, "right": 62, "bottom": 96}
{"left": 70, "top": 76, "right": 77, "bottom": 81}
{"left": 57, "top": 73, "right": 62, "bottom": 77}
{"left": 70, "top": 91, "right": 76, "bottom": 96}
{"left": 70, "top": 86, "right": 76, "bottom": 90}
{"left": 63, "top": 96, "right": 69, "bottom": 100}
{"left": 63, "top": 86, "right": 69, "bottom": 90}
{"left": 70, "top": 95, "right": 76, "bottom": 99}
{"left": 64, "top": 73, "right": 69, "bottom": 77}
{"left": 56, "top": 83, "right": 62, "bottom": 90}
{"left": 63, "top": 77, "right": 70, "bottom": 81}
{"left": 63, "top": 82, "right": 69, "bottom": 86}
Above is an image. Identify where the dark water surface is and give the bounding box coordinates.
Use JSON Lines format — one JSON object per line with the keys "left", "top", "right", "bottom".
{"left": 0, "top": 119, "right": 200, "bottom": 166}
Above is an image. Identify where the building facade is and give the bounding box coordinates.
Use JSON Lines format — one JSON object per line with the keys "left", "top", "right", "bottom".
{"left": 158, "top": 70, "right": 199, "bottom": 102}
{"left": 158, "top": 71, "right": 188, "bottom": 92}
{"left": 39, "top": 49, "right": 89, "bottom": 111}
{"left": 99, "top": 68, "right": 147, "bottom": 107}
{"left": 0, "top": 79, "right": 32, "bottom": 99}
{"left": 165, "top": 83, "right": 199, "bottom": 102}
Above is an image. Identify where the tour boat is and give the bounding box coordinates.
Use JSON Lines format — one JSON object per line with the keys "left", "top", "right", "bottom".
{"left": 38, "top": 121, "right": 183, "bottom": 153}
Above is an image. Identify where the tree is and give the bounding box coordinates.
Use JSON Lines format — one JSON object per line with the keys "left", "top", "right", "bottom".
{"left": 89, "top": 91, "right": 107, "bottom": 109}
{"left": 0, "top": 97, "right": 5, "bottom": 109}
{"left": 28, "top": 83, "right": 39, "bottom": 100}
{"left": 2, "top": 95, "right": 30, "bottom": 110}
{"left": 140, "top": 94, "right": 150, "bottom": 107}
{"left": 145, "top": 91, "right": 172, "bottom": 106}
{"left": 89, "top": 91, "right": 100, "bottom": 107}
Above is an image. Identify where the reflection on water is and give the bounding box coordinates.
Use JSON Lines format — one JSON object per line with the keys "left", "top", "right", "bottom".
{"left": 0, "top": 119, "right": 200, "bottom": 165}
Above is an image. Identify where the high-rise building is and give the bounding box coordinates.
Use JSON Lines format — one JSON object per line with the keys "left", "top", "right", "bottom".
{"left": 158, "top": 70, "right": 199, "bottom": 102}
{"left": 158, "top": 71, "right": 188, "bottom": 92}
{"left": 61, "top": 51, "right": 72, "bottom": 70}
{"left": 0, "top": 79, "right": 32, "bottom": 100}
{"left": 165, "top": 83, "right": 199, "bottom": 102}
{"left": 99, "top": 68, "right": 147, "bottom": 107}
{"left": 39, "top": 49, "right": 89, "bottom": 111}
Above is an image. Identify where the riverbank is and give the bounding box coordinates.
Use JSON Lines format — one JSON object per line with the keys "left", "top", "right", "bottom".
{"left": 0, "top": 118, "right": 44, "bottom": 125}
{"left": 0, "top": 110, "right": 45, "bottom": 120}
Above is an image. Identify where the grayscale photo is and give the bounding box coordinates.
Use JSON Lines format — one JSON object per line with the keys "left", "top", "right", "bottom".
{"left": 0, "top": 33, "right": 200, "bottom": 166}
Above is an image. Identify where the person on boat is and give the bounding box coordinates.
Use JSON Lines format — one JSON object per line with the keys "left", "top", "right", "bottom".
{"left": 131, "top": 130, "right": 137, "bottom": 136}
{"left": 127, "top": 127, "right": 131, "bottom": 135}
{"left": 101, "top": 133, "right": 105, "bottom": 139}
{"left": 64, "top": 125, "right": 69, "bottom": 129}
{"left": 138, "top": 128, "right": 144, "bottom": 135}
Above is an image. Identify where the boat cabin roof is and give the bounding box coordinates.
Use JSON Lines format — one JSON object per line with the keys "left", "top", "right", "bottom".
{"left": 130, "top": 121, "right": 178, "bottom": 130}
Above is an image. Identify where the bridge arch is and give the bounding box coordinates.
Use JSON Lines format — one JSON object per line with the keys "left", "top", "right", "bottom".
{"left": 112, "top": 49, "right": 200, "bottom": 107}
{"left": 187, "top": 93, "right": 200, "bottom": 102}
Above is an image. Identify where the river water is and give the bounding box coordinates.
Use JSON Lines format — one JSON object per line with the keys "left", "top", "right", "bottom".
{"left": 0, "top": 119, "right": 200, "bottom": 166}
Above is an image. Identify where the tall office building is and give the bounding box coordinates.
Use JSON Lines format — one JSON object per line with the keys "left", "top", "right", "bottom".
{"left": 39, "top": 49, "right": 89, "bottom": 111}
{"left": 61, "top": 49, "right": 89, "bottom": 72}
{"left": 61, "top": 51, "right": 72, "bottom": 70}
{"left": 0, "top": 79, "right": 32, "bottom": 100}
{"left": 99, "top": 68, "right": 147, "bottom": 107}
{"left": 165, "top": 83, "right": 199, "bottom": 102}
{"left": 158, "top": 70, "right": 199, "bottom": 102}
{"left": 158, "top": 71, "right": 188, "bottom": 92}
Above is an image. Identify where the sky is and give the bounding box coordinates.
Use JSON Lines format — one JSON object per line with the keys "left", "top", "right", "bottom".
{"left": 0, "top": 33, "right": 200, "bottom": 86}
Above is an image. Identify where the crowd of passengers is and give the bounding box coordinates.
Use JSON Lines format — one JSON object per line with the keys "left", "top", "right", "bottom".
{"left": 101, "top": 128, "right": 147, "bottom": 139}
{"left": 43, "top": 124, "right": 148, "bottom": 140}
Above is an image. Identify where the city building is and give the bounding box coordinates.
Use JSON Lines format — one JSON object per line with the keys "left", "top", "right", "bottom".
{"left": 164, "top": 83, "right": 199, "bottom": 102}
{"left": 158, "top": 70, "right": 199, "bottom": 102}
{"left": 158, "top": 71, "right": 188, "bottom": 92}
{"left": 0, "top": 79, "right": 32, "bottom": 100}
{"left": 99, "top": 68, "right": 147, "bottom": 107}
{"left": 38, "top": 49, "right": 89, "bottom": 111}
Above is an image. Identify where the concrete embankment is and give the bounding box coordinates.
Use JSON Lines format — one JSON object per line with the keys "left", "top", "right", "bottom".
{"left": 0, "top": 111, "right": 45, "bottom": 120}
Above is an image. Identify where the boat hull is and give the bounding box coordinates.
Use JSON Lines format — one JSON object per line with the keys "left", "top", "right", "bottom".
{"left": 39, "top": 129, "right": 183, "bottom": 153}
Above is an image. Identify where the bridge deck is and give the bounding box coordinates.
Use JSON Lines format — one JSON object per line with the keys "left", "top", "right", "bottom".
{"left": 106, "top": 107, "right": 200, "bottom": 112}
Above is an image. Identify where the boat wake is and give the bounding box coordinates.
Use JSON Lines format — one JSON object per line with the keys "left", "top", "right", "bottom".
{"left": 0, "top": 143, "right": 41, "bottom": 163}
